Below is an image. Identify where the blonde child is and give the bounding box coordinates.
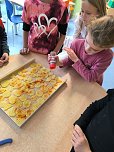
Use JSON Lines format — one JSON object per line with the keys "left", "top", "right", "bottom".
{"left": 51, "top": 15, "right": 114, "bottom": 85}
{"left": 73, "top": 0, "right": 106, "bottom": 39}
{"left": 20, "top": 0, "right": 69, "bottom": 55}
{"left": 64, "top": 0, "right": 106, "bottom": 47}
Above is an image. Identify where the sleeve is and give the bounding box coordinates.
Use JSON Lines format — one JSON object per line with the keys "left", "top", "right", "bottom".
{"left": 71, "top": 49, "right": 113, "bottom": 83}
{"left": 58, "top": 51, "right": 73, "bottom": 67}
{"left": 74, "top": 89, "right": 114, "bottom": 132}
{"left": 59, "top": 7, "right": 69, "bottom": 24}
{"left": 23, "top": 22, "right": 30, "bottom": 31}
{"left": 58, "top": 23, "right": 68, "bottom": 35}
{"left": 0, "top": 19, "right": 9, "bottom": 55}
{"left": 21, "top": 1, "right": 31, "bottom": 25}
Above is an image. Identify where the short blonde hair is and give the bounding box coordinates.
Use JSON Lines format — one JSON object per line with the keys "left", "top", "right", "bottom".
{"left": 88, "top": 15, "right": 114, "bottom": 48}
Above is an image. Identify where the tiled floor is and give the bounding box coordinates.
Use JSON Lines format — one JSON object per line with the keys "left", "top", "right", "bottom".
{"left": 1, "top": 1, "right": 114, "bottom": 90}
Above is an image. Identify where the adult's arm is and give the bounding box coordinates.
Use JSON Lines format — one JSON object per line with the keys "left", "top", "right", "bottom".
{"left": 74, "top": 89, "right": 114, "bottom": 132}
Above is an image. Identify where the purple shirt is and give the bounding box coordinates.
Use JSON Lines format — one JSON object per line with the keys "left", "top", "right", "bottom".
{"left": 62, "top": 39, "right": 113, "bottom": 85}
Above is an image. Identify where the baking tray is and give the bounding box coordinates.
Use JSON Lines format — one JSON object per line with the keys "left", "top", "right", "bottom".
{"left": 0, "top": 59, "right": 65, "bottom": 127}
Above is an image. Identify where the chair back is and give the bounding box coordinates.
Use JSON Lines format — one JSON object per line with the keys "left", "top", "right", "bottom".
{"left": 5, "top": 0, "right": 14, "bottom": 21}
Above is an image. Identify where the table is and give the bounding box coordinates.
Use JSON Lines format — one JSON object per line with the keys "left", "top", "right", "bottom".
{"left": 9, "top": 0, "right": 24, "bottom": 7}
{"left": 0, "top": 53, "right": 107, "bottom": 152}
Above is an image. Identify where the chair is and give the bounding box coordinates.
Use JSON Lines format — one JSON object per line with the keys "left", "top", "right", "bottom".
{"left": 5, "top": 0, "right": 23, "bottom": 35}
{"left": 16, "top": 5, "right": 23, "bottom": 11}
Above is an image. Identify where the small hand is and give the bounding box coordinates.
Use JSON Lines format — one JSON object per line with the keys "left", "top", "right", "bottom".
{"left": 63, "top": 47, "right": 79, "bottom": 63}
{"left": 0, "top": 60, "right": 4, "bottom": 67}
{"left": 20, "top": 48, "right": 30, "bottom": 55}
{"left": 0, "top": 53, "right": 9, "bottom": 63}
{"left": 48, "top": 53, "right": 61, "bottom": 66}
{"left": 71, "top": 125, "right": 91, "bottom": 152}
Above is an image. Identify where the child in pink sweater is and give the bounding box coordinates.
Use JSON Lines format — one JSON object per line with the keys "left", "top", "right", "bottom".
{"left": 50, "top": 15, "right": 114, "bottom": 85}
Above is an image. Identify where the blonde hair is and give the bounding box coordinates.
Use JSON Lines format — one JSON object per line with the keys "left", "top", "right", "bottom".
{"left": 88, "top": 15, "right": 114, "bottom": 48}
{"left": 84, "top": 0, "right": 106, "bottom": 17}
{"left": 76, "top": 0, "right": 106, "bottom": 38}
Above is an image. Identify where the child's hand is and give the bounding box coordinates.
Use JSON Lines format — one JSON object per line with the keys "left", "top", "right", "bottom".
{"left": 48, "top": 53, "right": 57, "bottom": 64}
{"left": 1, "top": 53, "right": 9, "bottom": 63}
{"left": 63, "top": 47, "right": 79, "bottom": 63}
{"left": 20, "top": 48, "right": 30, "bottom": 55}
{"left": 48, "top": 53, "right": 62, "bottom": 66}
{"left": 71, "top": 125, "right": 91, "bottom": 152}
{"left": 0, "top": 60, "right": 4, "bottom": 67}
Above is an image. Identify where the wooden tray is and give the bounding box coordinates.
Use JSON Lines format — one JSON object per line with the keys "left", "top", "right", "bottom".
{"left": 0, "top": 59, "right": 65, "bottom": 127}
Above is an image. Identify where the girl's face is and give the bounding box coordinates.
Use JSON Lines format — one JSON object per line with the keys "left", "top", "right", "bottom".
{"left": 81, "top": 1, "right": 98, "bottom": 26}
{"left": 84, "top": 33, "right": 106, "bottom": 55}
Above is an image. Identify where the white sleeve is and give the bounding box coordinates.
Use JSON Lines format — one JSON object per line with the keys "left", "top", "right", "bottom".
{"left": 58, "top": 51, "right": 68, "bottom": 63}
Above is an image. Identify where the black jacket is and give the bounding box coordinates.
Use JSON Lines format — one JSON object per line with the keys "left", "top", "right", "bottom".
{"left": 71, "top": 89, "right": 114, "bottom": 152}
{"left": 0, "top": 19, "right": 9, "bottom": 57}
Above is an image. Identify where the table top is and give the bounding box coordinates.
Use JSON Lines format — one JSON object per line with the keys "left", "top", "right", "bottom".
{"left": 9, "top": 0, "right": 24, "bottom": 7}
{"left": 0, "top": 53, "right": 107, "bottom": 152}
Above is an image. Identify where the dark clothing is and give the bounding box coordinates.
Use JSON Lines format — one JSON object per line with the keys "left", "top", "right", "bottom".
{"left": 71, "top": 89, "right": 114, "bottom": 152}
{"left": 0, "top": 19, "right": 9, "bottom": 57}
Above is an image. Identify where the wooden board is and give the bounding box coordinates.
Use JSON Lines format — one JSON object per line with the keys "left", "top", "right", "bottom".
{"left": 0, "top": 61, "right": 65, "bottom": 127}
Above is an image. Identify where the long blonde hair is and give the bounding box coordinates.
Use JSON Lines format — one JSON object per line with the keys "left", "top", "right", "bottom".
{"left": 76, "top": 0, "right": 106, "bottom": 38}
{"left": 86, "top": 0, "right": 106, "bottom": 17}
{"left": 88, "top": 15, "right": 114, "bottom": 48}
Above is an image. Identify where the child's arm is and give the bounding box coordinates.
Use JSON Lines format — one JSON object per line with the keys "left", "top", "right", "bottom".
{"left": 1, "top": 30, "right": 9, "bottom": 56}
{"left": 23, "top": 31, "right": 29, "bottom": 49}
{"left": 53, "top": 22, "right": 68, "bottom": 53}
{"left": 72, "top": 51, "right": 113, "bottom": 83}
{"left": 53, "top": 7, "right": 69, "bottom": 53}
{"left": 20, "top": 22, "right": 30, "bottom": 55}
{"left": 53, "top": 33, "right": 66, "bottom": 53}
{"left": 0, "top": 19, "right": 9, "bottom": 65}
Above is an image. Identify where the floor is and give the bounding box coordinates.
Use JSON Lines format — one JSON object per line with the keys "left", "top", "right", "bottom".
{"left": 1, "top": 1, "right": 23, "bottom": 55}
{"left": 1, "top": 1, "right": 114, "bottom": 91}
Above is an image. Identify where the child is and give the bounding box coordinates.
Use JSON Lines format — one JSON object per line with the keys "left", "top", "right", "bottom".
{"left": 70, "top": 89, "right": 114, "bottom": 152}
{"left": 20, "top": 0, "right": 69, "bottom": 55}
{"left": 64, "top": 0, "right": 106, "bottom": 48}
{"left": 73, "top": 0, "right": 106, "bottom": 39}
{"left": 51, "top": 15, "right": 114, "bottom": 85}
{"left": 0, "top": 19, "right": 9, "bottom": 67}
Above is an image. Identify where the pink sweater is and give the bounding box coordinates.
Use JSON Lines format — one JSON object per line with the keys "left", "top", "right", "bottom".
{"left": 62, "top": 39, "right": 113, "bottom": 85}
